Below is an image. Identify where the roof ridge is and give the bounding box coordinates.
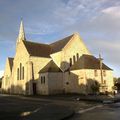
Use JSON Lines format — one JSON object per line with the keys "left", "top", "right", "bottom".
{"left": 49, "top": 34, "right": 74, "bottom": 53}
{"left": 7, "top": 57, "right": 14, "bottom": 72}
{"left": 23, "top": 40, "right": 49, "bottom": 46}
{"left": 50, "top": 34, "right": 74, "bottom": 45}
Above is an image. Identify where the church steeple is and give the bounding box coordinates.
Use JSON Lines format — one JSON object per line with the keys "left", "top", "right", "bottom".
{"left": 17, "top": 19, "right": 26, "bottom": 43}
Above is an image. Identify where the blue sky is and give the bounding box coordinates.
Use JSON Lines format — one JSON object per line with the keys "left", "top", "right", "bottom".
{"left": 0, "top": 0, "right": 120, "bottom": 77}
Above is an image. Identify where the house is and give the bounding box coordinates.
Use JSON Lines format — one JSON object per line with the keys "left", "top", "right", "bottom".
{"left": 1, "top": 20, "right": 114, "bottom": 95}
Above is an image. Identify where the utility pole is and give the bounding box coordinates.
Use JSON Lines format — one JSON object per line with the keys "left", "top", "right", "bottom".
{"left": 99, "top": 54, "right": 103, "bottom": 92}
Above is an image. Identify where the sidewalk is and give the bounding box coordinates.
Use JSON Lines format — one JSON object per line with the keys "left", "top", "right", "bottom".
{"left": 113, "top": 94, "right": 120, "bottom": 103}
{"left": 76, "top": 94, "right": 120, "bottom": 103}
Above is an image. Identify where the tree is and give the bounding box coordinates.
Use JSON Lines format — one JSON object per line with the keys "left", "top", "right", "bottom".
{"left": 117, "top": 77, "right": 120, "bottom": 83}
{"left": 113, "top": 77, "right": 117, "bottom": 84}
{"left": 91, "top": 81, "right": 100, "bottom": 94}
{"left": 114, "top": 77, "right": 120, "bottom": 92}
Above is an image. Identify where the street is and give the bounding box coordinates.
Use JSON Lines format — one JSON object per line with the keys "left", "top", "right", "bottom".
{"left": 0, "top": 94, "right": 120, "bottom": 120}
{"left": 0, "top": 94, "right": 95, "bottom": 120}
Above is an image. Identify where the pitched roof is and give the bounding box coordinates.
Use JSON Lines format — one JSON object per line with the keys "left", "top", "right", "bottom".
{"left": 8, "top": 57, "right": 14, "bottom": 72}
{"left": 39, "top": 60, "right": 62, "bottom": 73}
{"left": 23, "top": 41, "right": 51, "bottom": 58}
{"left": 22, "top": 34, "right": 74, "bottom": 57}
{"left": 70, "top": 54, "right": 112, "bottom": 71}
{"left": 50, "top": 34, "right": 74, "bottom": 53}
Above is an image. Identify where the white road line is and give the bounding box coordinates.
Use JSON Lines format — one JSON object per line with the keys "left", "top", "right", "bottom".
{"left": 20, "top": 111, "right": 31, "bottom": 117}
{"left": 33, "top": 108, "right": 40, "bottom": 113}
{"left": 20, "top": 107, "right": 41, "bottom": 117}
{"left": 77, "top": 105, "right": 103, "bottom": 114}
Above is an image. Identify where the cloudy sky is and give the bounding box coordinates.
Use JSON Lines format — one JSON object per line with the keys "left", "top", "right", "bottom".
{"left": 0, "top": 0, "right": 120, "bottom": 77}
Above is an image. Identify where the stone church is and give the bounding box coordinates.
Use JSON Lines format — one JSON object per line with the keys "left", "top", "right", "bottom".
{"left": 2, "top": 21, "right": 114, "bottom": 95}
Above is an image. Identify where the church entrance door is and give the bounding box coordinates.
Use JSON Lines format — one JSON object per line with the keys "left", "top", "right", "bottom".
{"left": 33, "top": 83, "right": 37, "bottom": 95}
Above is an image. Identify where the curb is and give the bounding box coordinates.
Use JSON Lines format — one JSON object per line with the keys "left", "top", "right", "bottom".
{"left": 77, "top": 97, "right": 120, "bottom": 104}
{"left": 113, "top": 98, "right": 120, "bottom": 103}
{"left": 61, "top": 110, "right": 75, "bottom": 120}
{"left": 76, "top": 98, "right": 103, "bottom": 103}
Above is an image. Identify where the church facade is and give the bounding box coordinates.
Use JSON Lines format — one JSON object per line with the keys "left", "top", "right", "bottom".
{"left": 2, "top": 21, "right": 114, "bottom": 95}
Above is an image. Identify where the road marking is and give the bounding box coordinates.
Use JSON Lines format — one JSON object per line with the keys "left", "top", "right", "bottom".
{"left": 108, "top": 94, "right": 114, "bottom": 98}
{"left": 33, "top": 108, "right": 40, "bottom": 113}
{"left": 20, "top": 108, "right": 41, "bottom": 117}
{"left": 21, "top": 111, "right": 31, "bottom": 117}
{"left": 77, "top": 105, "right": 103, "bottom": 114}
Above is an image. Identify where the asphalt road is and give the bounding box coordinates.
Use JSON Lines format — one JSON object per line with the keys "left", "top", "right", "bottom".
{"left": 0, "top": 94, "right": 95, "bottom": 120}
{"left": 2, "top": 94, "right": 120, "bottom": 120}
{"left": 68, "top": 102, "right": 120, "bottom": 120}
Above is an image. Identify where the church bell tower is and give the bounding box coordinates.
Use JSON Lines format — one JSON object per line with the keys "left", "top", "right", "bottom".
{"left": 16, "top": 19, "right": 26, "bottom": 44}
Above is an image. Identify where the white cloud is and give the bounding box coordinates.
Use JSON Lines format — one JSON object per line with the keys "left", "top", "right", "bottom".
{"left": 53, "top": 0, "right": 104, "bottom": 25}
{"left": 85, "top": 38, "right": 120, "bottom": 77}
{"left": 1, "top": 0, "right": 120, "bottom": 77}
{"left": 102, "top": 6, "right": 120, "bottom": 17}
{"left": 0, "top": 70, "right": 4, "bottom": 78}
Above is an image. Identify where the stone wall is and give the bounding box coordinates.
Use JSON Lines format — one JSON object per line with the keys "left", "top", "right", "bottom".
{"left": 10, "top": 41, "right": 29, "bottom": 94}
{"left": 1, "top": 58, "right": 12, "bottom": 92}
{"left": 39, "top": 73, "right": 49, "bottom": 95}
{"left": 64, "top": 70, "right": 86, "bottom": 94}
{"left": 51, "top": 33, "right": 91, "bottom": 72}
{"left": 48, "top": 72, "right": 64, "bottom": 94}
{"left": 50, "top": 51, "right": 62, "bottom": 69}
{"left": 64, "top": 69, "right": 114, "bottom": 94}
{"left": 85, "top": 69, "right": 114, "bottom": 92}
{"left": 30, "top": 56, "right": 51, "bottom": 80}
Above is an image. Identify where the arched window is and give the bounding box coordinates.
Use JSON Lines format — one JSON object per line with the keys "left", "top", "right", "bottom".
{"left": 70, "top": 58, "right": 72, "bottom": 66}
{"left": 20, "top": 63, "right": 22, "bottom": 80}
{"left": 73, "top": 55, "right": 76, "bottom": 63}
{"left": 17, "top": 68, "right": 19, "bottom": 80}
{"left": 44, "top": 76, "right": 45, "bottom": 84}
{"left": 76, "top": 53, "right": 79, "bottom": 61}
{"left": 41, "top": 76, "right": 45, "bottom": 84}
{"left": 17, "top": 63, "right": 25, "bottom": 80}
{"left": 22, "top": 67, "right": 24, "bottom": 80}
{"left": 41, "top": 76, "right": 43, "bottom": 84}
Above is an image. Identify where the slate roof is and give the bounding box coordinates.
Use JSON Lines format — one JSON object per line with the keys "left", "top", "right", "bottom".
{"left": 70, "top": 54, "right": 112, "bottom": 70}
{"left": 23, "top": 41, "right": 51, "bottom": 58}
{"left": 8, "top": 57, "right": 14, "bottom": 72}
{"left": 50, "top": 34, "right": 74, "bottom": 53}
{"left": 39, "top": 60, "right": 62, "bottom": 73}
{"left": 23, "top": 34, "right": 74, "bottom": 57}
